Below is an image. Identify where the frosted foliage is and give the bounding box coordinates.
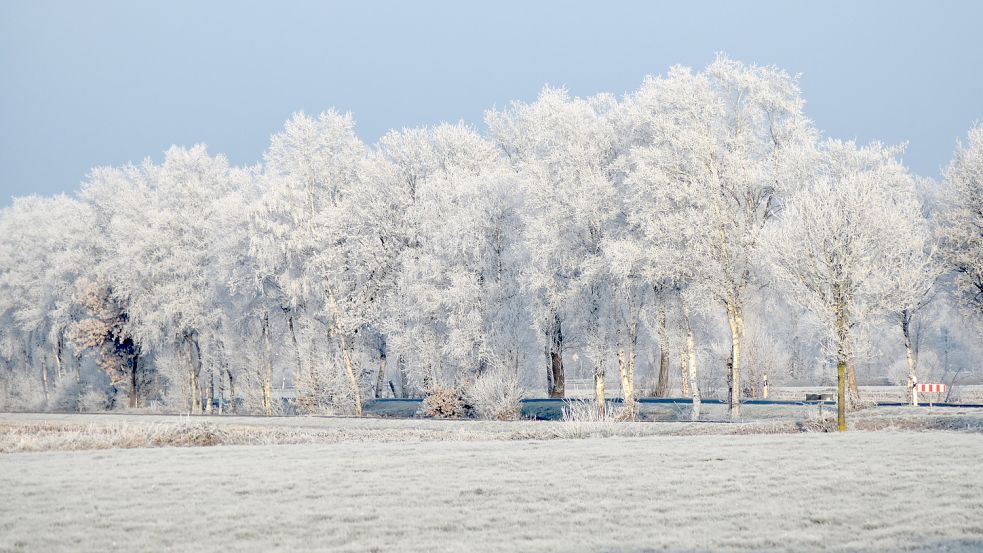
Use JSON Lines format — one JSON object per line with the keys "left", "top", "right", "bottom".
{"left": 764, "top": 140, "right": 935, "bottom": 358}
{"left": 0, "top": 56, "right": 979, "bottom": 414}
{"left": 942, "top": 125, "right": 983, "bottom": 323}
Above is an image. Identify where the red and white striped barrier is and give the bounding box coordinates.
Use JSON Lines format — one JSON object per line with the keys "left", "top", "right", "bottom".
{"left": 917, "top": 383, "right": 946, "bottom": 393}
{"left": 914, "top": 383, "right": 947, "bottom": 406}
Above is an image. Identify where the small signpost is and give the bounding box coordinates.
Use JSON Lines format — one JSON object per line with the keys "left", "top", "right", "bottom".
{"left": 915, "top": 383, "right": 947, "bottom": 407}
{"left": 806, "top": 392, "right": 835, "bottom": 418}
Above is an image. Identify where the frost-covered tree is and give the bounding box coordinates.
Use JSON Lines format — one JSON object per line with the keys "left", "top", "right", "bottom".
{"left": 378, "top": 124, "right": 532, "bottom": 401}
{"left": 3, "top": 56, "right": 979, "bottom": 419}
{"left": 941, "top": 125, "right": 983, "bottom": 324}
{"left": 255, "top": 111, "right": 393, "bottom": 416}
{"left": 488, "top": 87, "right": 622, "bottom": 411}
{"left": 616, "top": 56, "right": 815, "bottom": 418}
{"left": 764, "top": 140, "right": 931, "bottom": 430}
{"left": 82, "top": 145, "right": 244, "bottom": 413}
{"left": 0, "top": 196, "right": 97, "bottom": 408}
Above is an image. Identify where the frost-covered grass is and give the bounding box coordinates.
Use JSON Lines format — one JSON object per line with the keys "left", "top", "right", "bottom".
{"left": 0, "top": 413, "right": 794, "bottom": 453}
{"left": 1, "top": 421, "right": 981, "bottom": 552}
{"left": 2, "top": 407, "right": 982, "bottom": 453}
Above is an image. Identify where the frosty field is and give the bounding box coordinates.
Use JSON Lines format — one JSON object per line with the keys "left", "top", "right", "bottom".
{"left": 2, "top": 412, "right": 983, "bottom": 553}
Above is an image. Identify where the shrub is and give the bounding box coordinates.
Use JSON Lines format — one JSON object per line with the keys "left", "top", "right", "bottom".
{"left": 420, "top": 386, "right": 468, "bottom": 418}
{"left": 464, "top": 369, "right": 524, "bottom": 421}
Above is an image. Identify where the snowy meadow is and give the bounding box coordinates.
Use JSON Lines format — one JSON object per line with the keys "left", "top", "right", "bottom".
{"left": 2, "top": 411, "right": 983, "bottom": 552}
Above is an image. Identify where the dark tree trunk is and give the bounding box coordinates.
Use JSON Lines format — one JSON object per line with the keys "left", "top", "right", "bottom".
{"left": 655, "top": 305, "right": 670, "bottom": 397}
{"left": 374, "top": 335, "right": 387, "bottom": 399}
{"left": 128, "top": 355, "right": 139, "bottom": 408}
{"left": 547, "top": 312, "right": 565, "bottom": 399}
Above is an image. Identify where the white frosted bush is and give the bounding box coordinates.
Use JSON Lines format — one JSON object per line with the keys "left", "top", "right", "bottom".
{"left": 464, "top": 368, "right": 524, "bottom": 420}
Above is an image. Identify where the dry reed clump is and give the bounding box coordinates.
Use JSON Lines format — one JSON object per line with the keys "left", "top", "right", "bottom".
{"left": 151, "top": 422, "right": 229, "bottom": 447}
{"left": 0, "top": 421, "right": 234, "bottom": 452}
{"left": 797, "top": 415, "right": 838, "bottom": 433}
{"left": 849, "top": 396, "right": 879, "bottom": 411}
{"left": 553, "top": 399, "right": 627, "bottom": 439}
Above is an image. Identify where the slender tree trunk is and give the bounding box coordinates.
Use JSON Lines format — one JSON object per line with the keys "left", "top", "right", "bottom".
{"left": 128, "top": 355, "right": 139, "bottom": 408}
{"left": 835, "top": 296, "right": 848, "bottom": 432}
{"left": 548, "top": 312, "right": 565, "bottom": 399}
{"left": 186, "top": 333, "right": 202, "bottom": 415}
{"left": 847, "top": 360, "right": 861, "bottom": 408}
{"left": 217, "top": 366, "right": 225, "bottom": 415}
{"left": 374, "top": 336, "right": 387, "bottom": 399}
{"left": 40, "top": 357, "right": 49, "bottom": 407}
{"left": 326, "top": 286, "right": 363, "bottom": 416}
{"left": 837, "top": 359, "right": 847, "bottom": 432}
{"left": 686, "top": 326, "right": 700, "bottom": 421}
{"left": 287, "top": 313, "right": 304, "bottom": 386}
{"left": 594, "top": 369, "right": 605, "bottom": 417}
{"left": 226, "top": 368, "right": 237, "bottom": 414}
{"left": 679, "top": 350, "right": 690, "bottom": 397}
{"left": 205, "top": 369, "right": 215, "bottom": 415}
{"left": 397, "top": 355, "right": 409, "bottom": 398}
{"left": 618, "top": 301, "right": 640, "bottom": 420}
{"left": 261, "top": 312, "right": 274, "bottom": 416}
{"left": 725, "top": 298, "right": 743, "bottom": 419}
{"left": 655, "top": 305, "right": 670, "bottom": 397}
{"left": 628, "top": 320, "right": 637, "bottom": 396}
{"left": 54, "top": 334, "right": 65, "bottom": 379}
{"left": 74, "top": 357, "right": 83, "bottom": 412}
{"left": 902, "top": 312, "right": 918, "bottom": 405}
{"left": 616, "top": 349, "right": 636, "bottom": 420}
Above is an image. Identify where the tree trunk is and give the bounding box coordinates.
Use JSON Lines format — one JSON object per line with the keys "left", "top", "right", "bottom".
{"left": 338, "top": 336, "right": 362, "bottom": 416}
{"left": 847, "top": 360, "right": 861, "bottom": 408}
{"left": 74, "top": 357, "right": 83, "bottom": 413}
{"left": 619, "top": 303, "right": 640, "bottom": 420}
{"left": 725, "top": 299, "right": 743, "bottom": 419}
{"left": 204, "top": 370, "right": 213, "bottom": 415}
{"left": 54, "top": 334, "right": 65, "bottom": 379}
{"left": 40, "top": 358, "right": 49, "bottom": 407}
{"left": 837, "top": 360, "right": 847, "bottom": 432}
{"left": 655, "top": 305, "right": 670, "bottom": 397}
{"left": 902, "top": 312, "right": 918, "bottom": 405}
{"left": 186, "top": 333, "right": 202, "bottom": 415}
{"left": 287, "top": 313, "right": 304, "bottom": 386}
{"left": 374, "top": 336, "right": 387, "bottom": 399}
{"left": 617, "top": 349, "right": 636, "bottom": 420}
{"left": 834, "top": 296, "right": 848, "bottom": 432}
{"left": 547, "top": 312, "right": 565, "bottom": 398}
{"left": 686, "top": 327, "right": 701, "bottom": 421}
{"left": 594, "top": 369, "right": 605, "bottom": 418}
{"left": 261, "top": 312, "right": 274, "bottom": 416}
{"left": 128, "top": 355, "right": 139, "bottom": 408}
{"left": 679, "top": 349, "right": 690, "bottom": 397}
{"left": 397, "top": 355, "right": 409, "bottom": 398}
{"left": 226, "top": 368, "right": 237, "bottom": 414}
{"left": 325, "top": 286, "right": 362, "bottom": 416}
{"left": 217, "top": 367, "right": 225, "bottom": 415}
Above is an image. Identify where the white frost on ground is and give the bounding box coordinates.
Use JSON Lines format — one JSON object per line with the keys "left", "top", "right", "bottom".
{"left": 1, "top": 416, "right": 982, "bottom": 552}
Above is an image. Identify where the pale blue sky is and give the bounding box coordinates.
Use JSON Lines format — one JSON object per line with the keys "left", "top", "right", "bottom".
{"left": 1, "top": 0, "right": 981, "bottom": 204}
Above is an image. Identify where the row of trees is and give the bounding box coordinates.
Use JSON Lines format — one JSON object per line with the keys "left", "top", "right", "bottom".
{"left": 1, "top": 56, "right": 981, "bottom": 427}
